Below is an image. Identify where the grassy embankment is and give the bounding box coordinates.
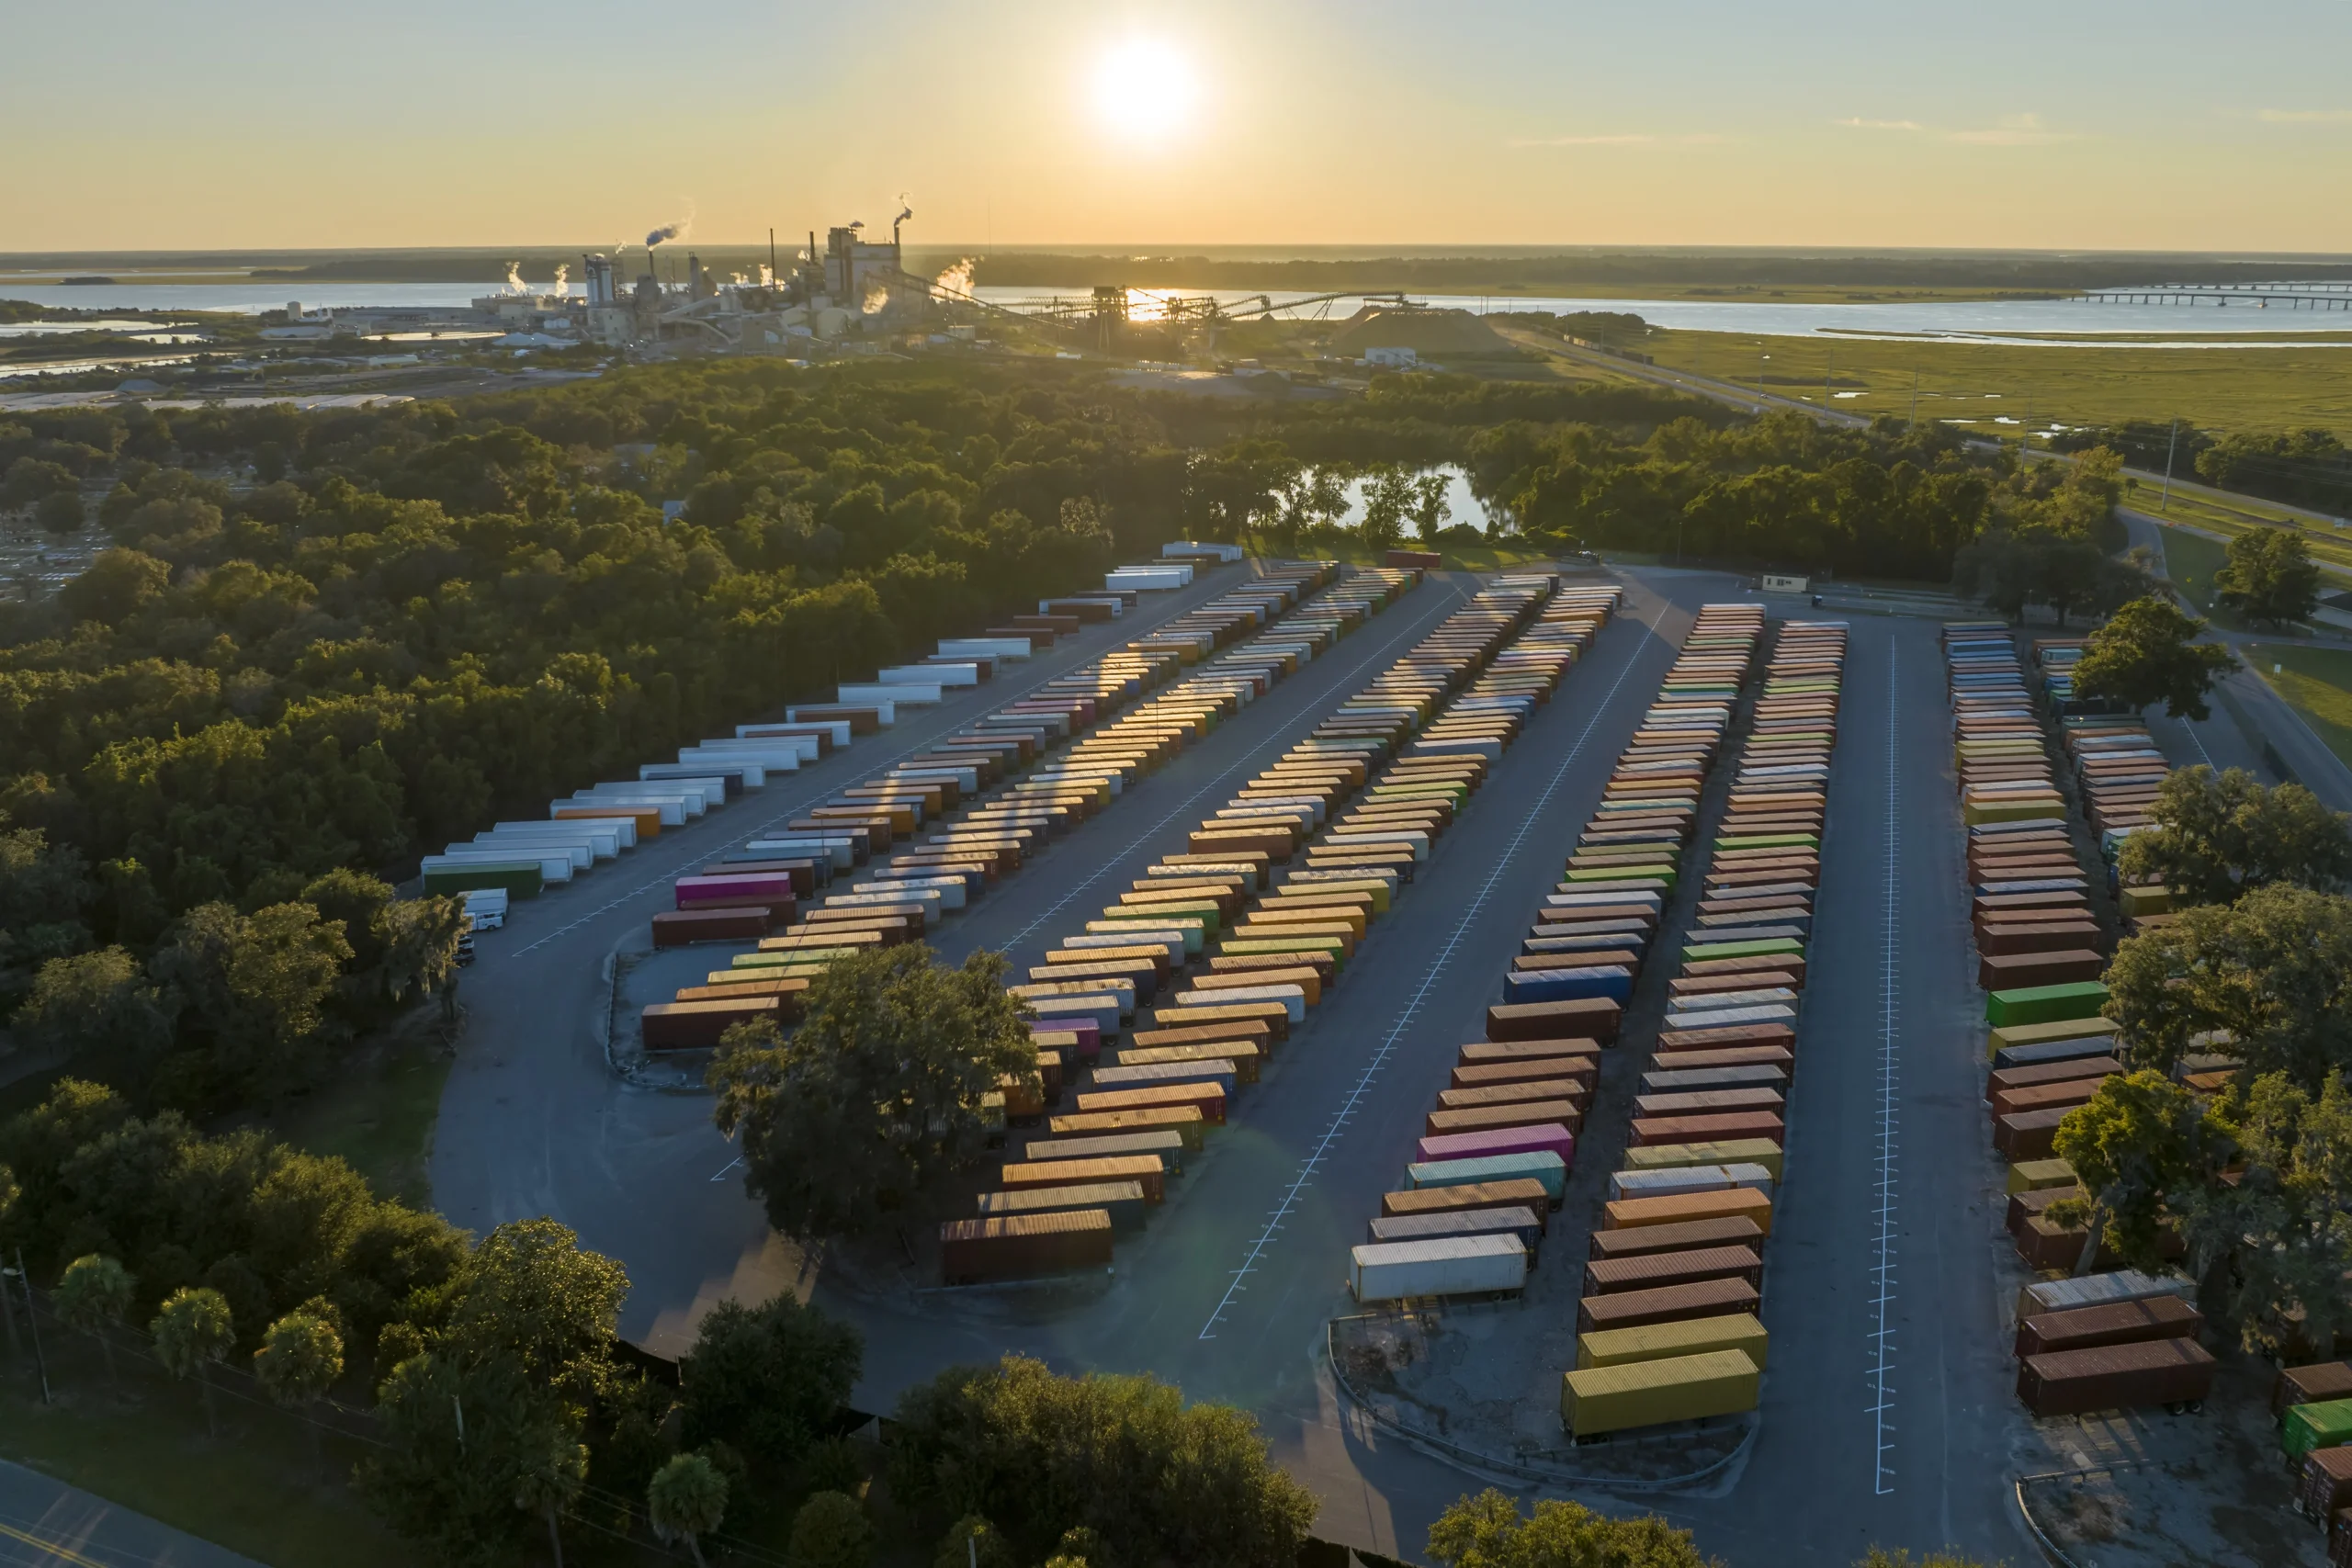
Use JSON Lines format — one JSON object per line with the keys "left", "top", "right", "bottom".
{"left": 1637, "top": 326, "right": 2352, "bottom": 441}
{"left": 2245, "top": 643, "right": 2352, "bottom": 771}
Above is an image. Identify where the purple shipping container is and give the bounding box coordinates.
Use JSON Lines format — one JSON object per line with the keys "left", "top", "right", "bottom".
{"left": 1415, "top": 1122, "right": 1576, "bottom": 1168}
{"left": 676, "top": 873, "right": 796, "bottom": 907}
{"left": 1033, "top": 1018, "right": 1101, "bottom": 1064}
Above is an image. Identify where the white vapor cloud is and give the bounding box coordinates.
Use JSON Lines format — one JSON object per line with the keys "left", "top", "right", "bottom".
{"left": 1835, "top": 118, "right": 1923, "bottom": 131}
{"left": 2259, "top": 108, "right": 2352, "bottom": 124}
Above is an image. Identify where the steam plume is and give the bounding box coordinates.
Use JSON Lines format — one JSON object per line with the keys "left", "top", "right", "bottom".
{"left": 934, "top": 255, "right": 976, "bottom": 295}
{"left": 551, "top": 263, "right": 569, "bottom": 295}
{"left": 503, "top": 261, "right": 526, "bottom": 294}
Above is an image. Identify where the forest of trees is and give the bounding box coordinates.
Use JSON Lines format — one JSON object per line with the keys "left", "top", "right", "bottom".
{"left": 0, "top": 358, "right": 2104, "bottom": 1117}
{"left": 2052, "top": 418, "right": 2352, "bottom": 517}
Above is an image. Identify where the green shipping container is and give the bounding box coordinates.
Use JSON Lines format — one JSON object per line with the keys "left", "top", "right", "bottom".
{"left": 422, "top": 861, "right": 543, "bottom": 898}
{"left": 1560, "top": 1348, "right": 1760, "bottom": 1438}
{"left": 1984, "top": 981, "right": 2109, "bottom": 1029}
{"left": 1680, "top": 938, "right": 1805, "bottom": 964}
{"left": 1715, "top": 834, "right": 1820, "bottom": 851}
{"left": 2282, "top": 1396, "right": 2352, "bottom": 1463}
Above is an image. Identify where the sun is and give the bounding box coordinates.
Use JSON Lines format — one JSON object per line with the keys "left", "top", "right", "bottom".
{"left": 1089, "top": 39, "right": 1200, "bottom": 143}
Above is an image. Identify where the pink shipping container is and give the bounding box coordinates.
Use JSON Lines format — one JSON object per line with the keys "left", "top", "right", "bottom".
{"left": 676, "top": 873, "right": 796, "bottom": 907}
{"left": 1415, "top": 1123, "right": 1576, "bottom": 1168}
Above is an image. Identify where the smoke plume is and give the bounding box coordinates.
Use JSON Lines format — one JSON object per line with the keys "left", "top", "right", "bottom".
{"left": 646, "top": 218, "right": 690, "bottom": 248}
{"left": 933, "top": 256, "right": 976, "bottom": 296}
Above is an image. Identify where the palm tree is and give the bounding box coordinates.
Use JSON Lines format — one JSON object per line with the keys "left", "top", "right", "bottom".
{"left": 254, "top": 1310, "right": 344, "bottom": 1465}
{"left": 151, "top": 1288, "right": 235, "bottom": 1438}
{"left": 512, "top": 1431, "right": 587, "bottom": 1568}
{"left": 52, "top": 1255, "right": 134, "bottom": 1387}
{"left": 647, "top": 1452, "right": 729, "bottom": 1568}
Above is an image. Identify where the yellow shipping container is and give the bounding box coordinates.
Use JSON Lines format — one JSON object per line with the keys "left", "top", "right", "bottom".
{"left": 1962, "top": 799, "right": 2064, "bottom": 827}
{"left": 2007, "top": 1157, "right": 2077, "bottom": 1195}
{"left": 1560, "top": 1348, "right": 1761, "bottom": 1438}
{"left": 1987, "top": 1015, "right": 2120, "bottom": 1057}
{"left": 2118, "top": 885, "right": 2171, "bottom": 916}
{"left": 1576, "top": 1312, "right": 1770, "bottom": 1371}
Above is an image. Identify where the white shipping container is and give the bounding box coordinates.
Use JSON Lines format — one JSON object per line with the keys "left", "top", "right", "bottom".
{"left": 739, "top": 719, "right": 853, "bottom": 748}
{"left": 789, "top": 701, "right": 896, "bottom": 727}
{"left": 1350, "top": 1235, "right": 1528, "bottom": 1303}
{"left": 424, "top": 851, "right": 574, "bottom": 885}
{"left": 2015, "top": 1269, "right": 2188, "bottom": 1324}
{"left": 458, "top": 887, "right": 507, "bottom": 929}
{"left": 1163, "top": 984, "right": 1306, "bottom": 1022}
{"left": 839, "top": 682, "right": 935, "bottom": 708}
{"left": 881, "top": 663, "right": 977, "bottom": 688}
{"left": 698, "top": 734, "right": 820, "bottom": 763}
{"left": 495, "top": 817, "right": 632, "bottom": 852}
{"left": 745, "top": 836, "right": 856, "bottom": 870}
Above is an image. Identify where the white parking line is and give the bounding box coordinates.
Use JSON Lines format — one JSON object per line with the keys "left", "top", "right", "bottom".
{"left": 1196, "top": 586, "right": 1673, "bottom": 1339}
{"left": 1871, "top": 640, "right": 1901, "bottom": 1496}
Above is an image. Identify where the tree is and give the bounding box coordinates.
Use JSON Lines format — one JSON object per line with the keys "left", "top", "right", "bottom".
{"left": 678, "top": 1291, "right": 863, "bottom": 1465}
{"left": 2052, "top": 1072, "right": 2212, "bottom": 1274}
{"left": 0, "top": 827, "right": 95, "bottom": 998}
{"left": 1856, "top": 1551, "right": 2008, "bottom": 1568}
{"left": 933, "top": 1517, "right": 1017, "bottom": 1568}
{"left": 2099, "top": 884, "right": 2352, "bottom": 1089}
{"left": 1411, "top": 470, "right": 1453, "bottom": 542}
{"left": 438, "top": 1218, "right": 628, "bottom": 1406}
{"left": 0, "top": 1164, "right": 17, "bottom": 1355}
{"left": 35, "top": 490, "right": 85, "bottom": 536}
{"left": 10, "top": 948, "right": 174, "bottom": 1077}
{"left": 512, "top": 1427, "right": 588, "bottom": 1568}
{"left": 647, "top": 1452, "right": 729, "bottom": 1568}
{"left": 254, "top": 1308, "right": 345, "bottom": 1460}
{"left": 2214, "top": 525, "right": 2323, "bottom": 627}
{"left": 363, "top": 1349, "right": 577, "bottom": 1568}
{"left": 55, "top": 547, "right": 171, "bottom": 626}
{"left": 151, "top": 1286, "right": 235, "bottom": 1438}
{"left": 888, "top": 1355, "right": 1317, "bottom": 1565}
{"left": 1426, "top": 1488, "right": 1717, "bottom": 1568}
{"left": 709, "top": 945, "right": 1039, "bottom": 1239}
{"left": 2175, "top": 1072, "right": 2352, "bottom": 1355}
{"left": 53, "top": 1253, "right": 135, "bottom": 1385}
{"left": 151, "top": 900, "right": 353, "bottom": 1097}
{"left": 1359, "top": 467, "right": 1414, "bottom": 553}
{"left": 787, "top": 1491, "right": 875, "bottom": 1568}
{"left": 2073, "top": 595, "right": 2235, "bottom": 720}
{"left": 2117, "top": 766, "right": 2352, "bottom": 907}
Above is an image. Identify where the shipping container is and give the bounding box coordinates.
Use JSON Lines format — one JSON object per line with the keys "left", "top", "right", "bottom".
{"left": 1575, "top": 1312, "right": 1769, "bottom": 1371}
{"left": 2014, "top": 1294, "right": 2202, "bottom": 1359}
{"left": 1349, "top": 1235, "right": 1530, "bottom": 1303}
{"left": 1560, "top": 1348, "right": 1760, "bottom": 1438}
{"left": 2016, "top": 1337, "right": 2216, "bottom": 1416}
{"left": 938, "top": 1211, "right": 1114, "bottom": 1284}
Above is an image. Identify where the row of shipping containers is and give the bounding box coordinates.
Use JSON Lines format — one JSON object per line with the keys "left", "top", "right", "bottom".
{"left": 941, "top": 572, "right": 1626, "bottom": 1284}
{"left": 637, "top": 561, "right": 1354, "bottom": 1049}
{"left": 1953, "top": 623, "right": 2352, "bottom": 1513}
{"left": 418, "top": 564, "right": 1232, "bottom": 919}
{"left": 1551, "top": 609, "right": 1844, "bottom": 1442}
{"left": 1944, "top": 624, "right": 2228, "bottom": 1419}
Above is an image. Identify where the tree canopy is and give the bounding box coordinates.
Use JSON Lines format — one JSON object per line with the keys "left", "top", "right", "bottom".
{"left": 709, "top": 944, "right": 1039, "bottom": 1238}
{"left": 2117, "top": 765, "right": 2352, "bottom": 907}
{"left": 1426, "top": 1489, "right": 1718, "bottom": 1568}
{"left": 2073, "top": 595, "right": 2235, "bottom": 720}
{"left": 2214, "top": 525, "right": 2324, "bottom": 626}
{"left": 2100, "top": 883, "right": 2352, "bottom": 1089}
{"left": 678, "top": 1290, "right": 863, "bottom": 1465}
{"left": 888, "top": 1354, "right": 1317, "bottom": 1566}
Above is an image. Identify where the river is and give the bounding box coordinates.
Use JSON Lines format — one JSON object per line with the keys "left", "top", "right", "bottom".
{"left": 5, "top": 276, "right": 2349, "bottom": 345}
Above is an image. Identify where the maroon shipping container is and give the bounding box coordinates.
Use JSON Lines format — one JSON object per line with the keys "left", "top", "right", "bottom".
{"left": 2277, "top": 1360, "right": 2352, "bottom": 1416}
{"left": 641, "top": 997, "right": 784, "bottom": 1050}
{"left": 1385, "top": 548, "right": 1442, "bottom": 570}
{"left": 2015, "top": 1294, "right": 2202, "bottom": 1359}
{"left": 651, "top": 908, "right": 772, "bottom": 948}
{"left": 2333, "top": 1507, "right": 2352, "bottom": 1568}
{"left": 1656, "top": 1021, "right": 1796, "bottom": 1054}
{"left": 1978, "top": 920, "right": 2103, "bottom": 957}
{"left": 1978, "top": 949, "right": 2106, "bottom": 991}
{"left": 938, "top": 1210, "right": 1114, "bottom": 1285}
{"left": 1585, "top": 1215, "right": 1766, "bottom": 1260}
{"left": 2015, "top": 1337, "right": 2217, "bottom": 1416}
{"left": 1994, "top": 1108, "right": 2067, "bottom": 1160}
{"left": 2301, "top": 1446, "right": 2352, "bottom": 1522}
{"left": 1425, "top": 1100, "right": 1585, "bottom": 1139}
{"left": 1576, "top": 1275, "right": 1759, "bottom": 1335}
{"left": 1987, "top": 1055, "right": 2123, "bottom": 1102}
{"left": 1487, "top": 997, "right": 1622, "bottom": 1043}
{"left": 1583, "top": 1244, "right": 1763, "bottom": 1298}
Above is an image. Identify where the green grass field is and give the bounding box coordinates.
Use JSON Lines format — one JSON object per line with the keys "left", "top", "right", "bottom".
{"left": 2245, "top": 642, "right": 2352, "bottom": 771}
{"left": 254, "top": 1029, "right": 454, "bottom": 1208}
{"left": 1641, "top": 327, "right": 2352, "bottom": 440}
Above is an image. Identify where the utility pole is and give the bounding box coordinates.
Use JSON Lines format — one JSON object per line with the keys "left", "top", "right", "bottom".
{"left": 1824, "top": 346, "right": 1833, "bottom": 410}
{"left": 2020, "top": 400, "right": 2033, "bottom": 468}
{"left": 2161, "top": 415, "right": 2180, "bottom": 513}
{"left": 1908, "top": 368, "right": 1919, "bottom": 430}
{"left": 17, "top": 1251, "right": 50, "bottom": 1405}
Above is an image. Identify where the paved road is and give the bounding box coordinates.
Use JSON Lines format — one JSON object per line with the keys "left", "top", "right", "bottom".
{"left": 2122, "top": 511, "right": 2352, "bottom": 807}
{"left": 0, "top": 1461, "right": 259, "bottom": 1568}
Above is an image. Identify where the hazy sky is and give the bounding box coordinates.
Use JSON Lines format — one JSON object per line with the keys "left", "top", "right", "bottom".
{"left": 8, "top": 0, "right": 2352, "bottom": 253}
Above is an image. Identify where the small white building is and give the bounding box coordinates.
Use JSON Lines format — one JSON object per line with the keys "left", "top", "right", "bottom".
{"left": 1364, "top": 345, "right": 1419, "bottom": 367}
